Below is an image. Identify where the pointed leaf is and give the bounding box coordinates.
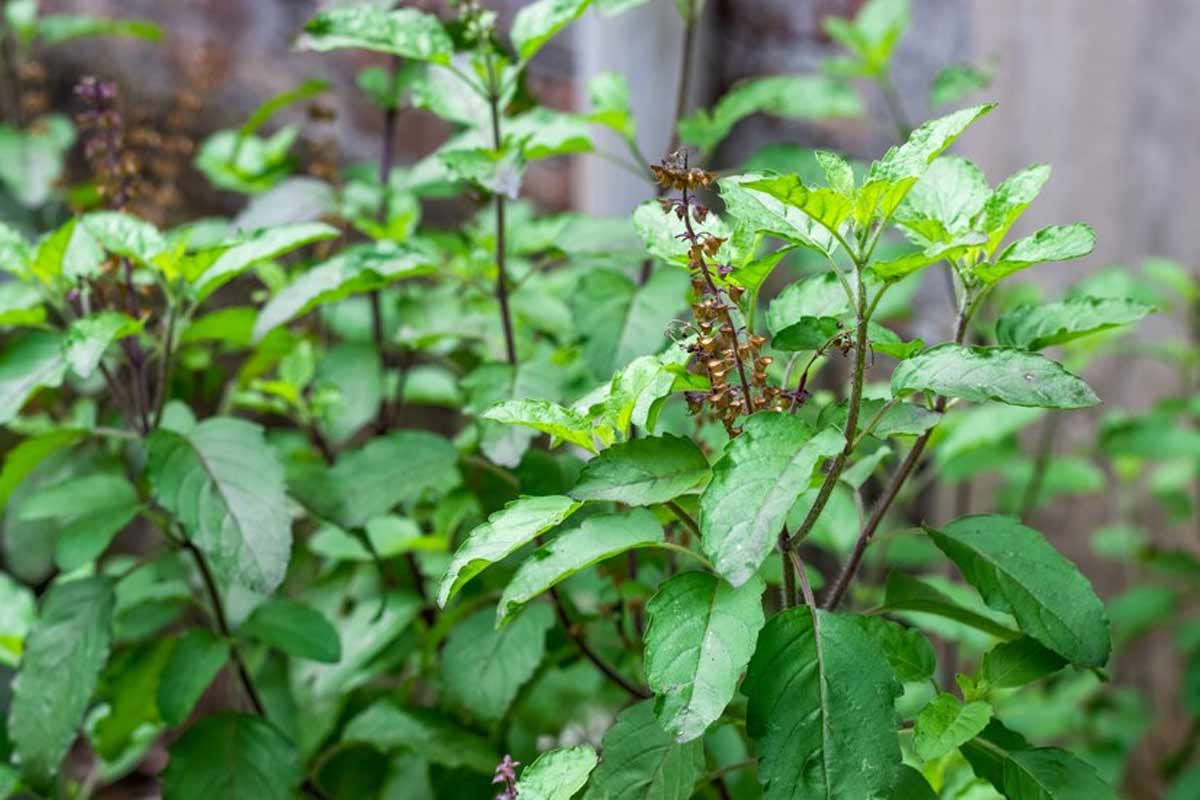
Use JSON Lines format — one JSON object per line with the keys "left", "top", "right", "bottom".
{"left": 995, "top": 297, "right": 1152, "bottom": 350}
{"left": 343, "top": 701, "right": 497, "bottom": 772}
{"left": 62, "top": 311, "right": 142, "bottom": 378}
{"left": 162, "top": 713, "right": 302, "bottom": 800}
{"left": 238, "top": 598, "right": 341, "bottom": 663}
{"left": 570, "top": 435, "right": 710, "bottom": 506}
{"left": 582, "top": 700, "right": 705, "bottom": 800}
{"left": 980, "top": 637, "right": 1067, "bottom": 689}
{"left": 974, "top": 164, "right": 1052, "bottom": 255}
{"left": 719, "top": 173, "right": 839, "bottom": 254}
{"left": 961, "top": 719, "right": 1118, "bottom": 800}
{"left": 482, "top": 399, "right": 597, "bottom": 452}
{"left": 191, "top": 221, "right": 338, "bottom": 300}
{"left": 511, "top": 0, "right": 591, "bottom": 62}
{"left": 913, "top": 693, "right": 993, "bottom": 762}
{"left": 298, "top": 6, "right": 453, "bottom": 63}
{"left": 0, "top": 331, "right": 68, "bottom": 425}
{"left": 852, "top": 615, "right": 936, "bottom": 682}
{"left": 880, "top": 572, "right": 1020, "bottom": 641}
{"left": 156, "top": 628, "right": 229, "bottom": 726}
{"left": 516, "top": 746, "right": 599, "bottom": 800}
{"left": 976, "top": 224, "right": 1095, "bottom": 283}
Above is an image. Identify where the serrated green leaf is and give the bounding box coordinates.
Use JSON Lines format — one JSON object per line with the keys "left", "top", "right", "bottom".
{"left": 913, "top": 693, "right": 993, "bottom": 762}
{"left": 511, "top": 0, "right": 591, "bottom": 61}
{"left": 343, "top": 701, "right": 497, "bottom": 772}
{"left": 8, "top": 576, "right": 114, "bottom": 787}
{"left": 743, "top": 174, "right": 854, "bottom": 242}
{"left": 0, "top": 281, "right": 44, "bottom": 326}
{"left": 441, "top": 603, "right": 554, "bottom": 722}
{"left": 498, "top": 508, "right": 664, "bottom": 624}
{"left": 960, "top": 719, "right": 1118, "bottom": 800}
{"left": 852, "top": 614, "right": 935, "bottom": 682}
{"left": 719, "top": 173, "right": 839, "bottom": 255}
{"left": 895, "top": 156, "right": 990, "bottom": 244}
{"left": 744, "top": 607, "right": 903, "bottom": 800}
{"left": 20, "top": 472, "right": 140, "bottom": 570}
{"left": 156, "top": 628, "right": 229, "bottom": 726}
{"left": 995, "top": 296, "right": 1152, "bottom": 350}
{"left": 570, "top": 435, "right": 710, "bottom": 506}
{"left": 0, "top": 330, "right": 67, "bottom": 426}
{"left": 298, "top": 6, "right": 452, "bottom": 63}
{"left": 327, "top": 430, "right": 460, "bottom": 529}
{"left": 582, "top": 700, "right": 705, "bottom": 800}
{"left": 644, "top": 572, "right": 765, "bottom": 742}
{"left": 438, "top": 494, "right": 580, "bottom": 607}
{"left": 147, "top": 416, "right": 292, "bottom": 594}
{"left": 975, "top": 224, "right": 1095, "bottom": 283}
{"left": 974, "top": 164, "right": 1052, "bottom": 256}
{"left": 980, "top": 637, "right": 1067, "bottom": 689}
{"left": 891, "top": 344, "right": 1098, "bottom": 409}
{"left": 516, "top": 746, "right": 599, "bottom": 800}
{"left": 239, "top": 598, "right": 341, "bottom": 663}
{"left": 926, "top": 515, "right": 1110, "bottom": 667}
{"left": 162, "top": 713, "right": 302, "bottom": 800}
{"left": 700, "top": 413, "right": 842, "bottom": 586}
{"left": 81, "top": 211, "right": 166, "bottom": 264}
{"left": 772, "top": 315, "right": 844, "bottom": 351}
{"left": 482, "top": 399, "right": 598, "bottom": 452}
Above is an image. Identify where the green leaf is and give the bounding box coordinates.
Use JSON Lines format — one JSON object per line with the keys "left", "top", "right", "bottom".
{"left": 253, "top": 241, "right": 435, "bottom": 341}
{"left": 926, "top": 515, "right": 1110, "bottom": 668}
{"left": 0, "top": 116, "right": 74, "bottom": 208}
{"left": 644, "top": 572, "right": 766, "bottom": 742}
{"left": 0, "top": 571, "right": 34, "bottom": 668}
{"left": 239, "top": 598, "right": 341, "bottom": 663}
{"left": 974, "top": 164, "right": 1052, "bottom": 255}
{"left": 482, "top": 399, "right": 598, "bottom": 452}
{"left": 162, "top": 713, "right": 302, "bottom": 800}
{"left": 771, "top": 315, "right": 843, "bottom": 351}
{"left": 974, "top": 224, "right": 1095, "bottom": 284}
{"left": 19, "top": 472, "right": 140, "bottom": 570}
{"left": 62, "top": 311, "right": 142, "bottom": 378}
{"left": 573, "top": 267, "right": 688, "bottom": 378}
{"left": 147, "top": 416, "right": 292, "bottom": 594}
{"left": 570, "top": 435, "right": 710, "bottom": 506}
{"left": 895, "top": 156, "right": 990, "bottom": 243}
{"left": 36, "top": 14, "right": 161, "bottom": 43}
{"left": 0, "top": 429, "right": 85, "bottom": 513}
{"left": 719, "top": 173, "right": 839, "bottom": 255}
{"left": 700, "top": 413, "right": 842, "bottom": 586}
{"left": 582, "top": 700, "right": 705, "bottom": 800}
{"left": 852, "top": 614, "right": 936, "bottom": 682}
{"left": 0, "top": 331, "right": 68, "bottom": 425}
{"left": 438, "top": 144, "right": 524, "bottom": 197}
{"left": 823, "top": 0, "right": 908, "bottom": 76}
{"left": 441, "top": 604, "right": 554, "bottom": 722}
{"left": 588, "top": 72, "right": 635, "bottom": 139}
{"left": 819, "top": 397, "right": 941, "bottom": 440}
{"left": 8, "top": 576, "right": 115, "bottom": 787}
{"left": 960, "top": 719, "right": 1118, "bottom": 800}
{"left": 343, "top": 701, "right": 497, "bottom": 773}
{"left": 437, "top": 495, "right": 580, "bottom": 607}
{"left": 298, "top": 6, "right": 453, "bottom": 63}
{"left": 891, "top": 344, "right": 1099, "bottom": 409}
{"left": 913, "top": 693, "right": 993, "bottom": 762}
{"left": 498, "top": 509, "right": 664, "bottom": 625}
{"left": 190, "top": 222, "right": 338, "bottom": 300}
{"left": 678, "top": 76, "right": 861, "bottom": 155}
{"left": 0, "top": 281, "right": 45, "bottom": 326}
{"left": 81, "top": 211, "right": 166, "bottom": 264}
{"left": 980, "top": 637, "right": 1067, "bottom": 690}
{"left": 326, "top": 430, "right": 459, "bottom": 529}
{"left": 511, "top": 0, "right": 592, "bottom": 62}
{"left": 91, "top": 637, "right": 174, "bottom": 760}
{"left": 743, "top": 174, "right": 856, "bottom": 244}
{"left": 930, "top": 63, "right": 992, "bottom": 107}
{"left": 515, "top": 746, "right": 599, "bottom": 800}
{"left": 880, "top": 572, "right": 1021, "bottom": 641}
{"left": 195, "top": 127, "right": 298, "bottom": 194}
{"left": 31, "top": 217, "right": 104, "bottom": 286}
{"left": 995, "top": 297, "right": 1152, "bottom": 350}
{"left": 633, "top": 197, "right": 734, "bottom": 265}
{"left": 156, "top": 628, "right": 229, "bottom": 726}
{"left": 743, "top": 607, "right": 903, "bottom": 800}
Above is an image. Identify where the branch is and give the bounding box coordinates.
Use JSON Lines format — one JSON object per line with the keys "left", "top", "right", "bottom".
{"left": 548, "top": 587, "right": 649, "bottom": 699}
{"left": 485, "top": 54, "right": 518, "bottom": 366}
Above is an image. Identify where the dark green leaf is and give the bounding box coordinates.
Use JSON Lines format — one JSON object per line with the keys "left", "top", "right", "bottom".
{"left": 162, "top": 713, "right": 302, "bottom": 800}
{"left": 980, "top": 637, "right": 1067, "bottom": 689}
{"left": 570, "top": 435, "right": 710, "bottom": 506}
{"left": 343, "top": 701, "right": 496, "bottom": 773}
{"left": 239, "top": 598, "right": 341, "bottom": 663}
{"left": 328, "top": 430, "right": 460, "bottom": 529}
{"left": 913, "top": 693, "right": 992, "bottom": 762}
{"left": 156, "top": 628, "right": 229, "bottom": 726}
{"left": 582, "top": 700, "right": 705, "bottom": 800}
{"left": 880, "top": 572, "right": 1020, "bottom": 641}
{"left": 960, "top": 719, "right": 1117, "bottom": 800}
{"left": 0, "top": 331, "right": 68, "bottom": 425}
{"left": 852, "top": 615, "right": 936, "bottom": 683}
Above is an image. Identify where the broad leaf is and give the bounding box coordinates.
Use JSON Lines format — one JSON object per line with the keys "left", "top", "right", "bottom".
{"left": 974, "top": 164, "right": 1051, "bottom": 255}
{"left": 191, "top": 222, "right": 338, "bottom": 300}
{"left": 298, "top": 6, "right": 453, "bottom": 63}
{"left": 156, "top": 628, "right": 229, "bottom": 726}
{"left": 9, "top": 576, "right": 114, "bottom": 786}
{"left": 343, "top": 701, "right": 496, "bottom": 772}
{"left": 700, "top": 413, "right": 842, "bottom": 586}
{"left": 20, "top": 472, "right": 141, "bottom": 570}
{"left": 511, "top": 0, "right": 591, "bottom": 61}
{"left": 644, "top": 572, "right": 766, "bottom": 742}
{"left": 960, "top": 719, "right": 1118, "bottom": 800}
{"left": 326, "top": 430, "right": 460, "bottom": 529}
{"left": 719, "top": 173, "right": 839, "bottom": 255}
{"left": 573, "top": 267, "right": 688, "bottom": 378}
{"left": 913, "top": 693, "right": 993, "bottom": 762}
{"left": 980, "top": 637, "right": 1067, "bottom": 690}
{"left": 582, "top": 700, "right": 705, "bottom": 800}
{"left": 482, "top": 399, "right": 598, "bottom": 452}
{"left": 570, "top": 434, "right": 710, "bottom": 506}
{"left": 926, "top": 515, "right": 1110, "bottom": 667}
{"left": 147, "top": 416, "right": 292, "bottom": 593}
{"left": 995, "top": 297, "right": 1152, "bottom": 350}
{"left": 0, "top": 331, "right": 68, "bottom": 425}
{"left": 437, "top": 495, "right": 580, "bottom": 607}
{"left": 0, "top": 429, "right": 84, "bottom": 513}
{"left": 743, "top": 607, "right": 903, "bottom": 800}
{"left": 852, "top": 614, "right": 936, "bottom": 682}
{"left": 162, "top": 713, "right": 302, "bottom": 800}
{"left": 743, "top": 174, "right": 854, "bottom": 242}
{"left": 81, "top": 211, "right": 166, "bottom": 264}
{"left": 497, "top": 509, "right": 664, "bottom": 624}
{"left": 975, "top": 224, "right": 1095, "bottom": 283}
{"left": 516, "top": 746, "right": 599, "bottom": 800}
{"left": 239, "top": 598, "right": 341, "bottom": 663}
{"left": 891, "top": 345, "right": 1098, "bottom": 409}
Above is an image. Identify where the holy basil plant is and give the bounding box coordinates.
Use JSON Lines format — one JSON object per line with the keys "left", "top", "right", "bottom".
{"left": 0, "top": 0, "right": 1161, "bottom": 798}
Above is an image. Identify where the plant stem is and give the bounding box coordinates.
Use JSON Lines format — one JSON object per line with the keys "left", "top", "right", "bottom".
{"left": 878, "top": 73, "right": 912, "bottom": 141}
{"left": 778, "top": 531, "right": 794, "bottom": 609}
{"left": 371, "top": 55, "right": 402, "bottom": 432}
{"left": 485, "top": 55, "right": 518, "bottom": 366}
{"left": 789, "top": 549, "right": 817, "bottom": 608}
{"left": 548, "top": 587, "right": 649, "bottom": 699}
{"left": 665, "top": 499, "right": 700, "bottom": 537}
{"left": 1019, "top": 414, "right": 1060, "bottom": 517}
{"left": 151, "top": 303, "right": 177, "bottom": 428}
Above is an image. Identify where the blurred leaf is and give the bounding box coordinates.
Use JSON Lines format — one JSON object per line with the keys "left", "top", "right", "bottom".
{"left": 163, "top": 713, "right": 302, "bottom": 800}
{"left": 892, "top": 345, "right": 1098, "bottom": 409}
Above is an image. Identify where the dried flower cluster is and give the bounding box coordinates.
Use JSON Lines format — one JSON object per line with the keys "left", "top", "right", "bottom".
{"left": 75, "top": 76, "right": 139, "bottom": 213}
{"left": 654, "top": 150, "right": 783, "bottom": 435}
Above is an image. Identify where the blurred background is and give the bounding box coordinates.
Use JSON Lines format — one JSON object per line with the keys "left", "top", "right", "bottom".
{"left": 7, "top": 1, "right": 1200, "bottom": 796}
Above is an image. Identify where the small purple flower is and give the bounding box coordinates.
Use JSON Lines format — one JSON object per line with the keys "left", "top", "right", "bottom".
{"left": 492, "top": 754, "right": 520, "bottom": 799}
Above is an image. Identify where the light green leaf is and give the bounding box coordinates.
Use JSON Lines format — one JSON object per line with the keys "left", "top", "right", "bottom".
{"left": 0, "top": 331, "right": 68, "bottom": 426}
{"left": 497, "top": 509, "right": 664, "bottom": 624}
{"left": 441, "top": 603, "right": 554, "bottom": 722}
{"left": 9, "top": 576, "right": 115, "bottom": 787}
{"left": 516, "top": 746, "right": 599, "bottom": 800}
{"left": 0, "top": 116, "right": 74, "bottom": 208}
{"left": 975, "top": 224, "right": 1095, "bottom": 283}
{"left": 81, "top": 211, "right": 166, "bottom": 264}
{"left": 823, "top": 0, "right": 908, "bottom": 76}
{"left": 0, "top": 429, "right": 84, "bottom": 513}
{"left": 995, "top": 297, "right": 1152, "bottom": 350}
{"left": 926, "top": 515, "right": 1110, "bottom": 668}
{"left": 644, "top": 572, "right": 765, "bottom": 742}
{"left": 633, "top": 197, "right": 733, "bottom": 265}
{"left": 511, "top": 0, "right": 592, "bottom": 62}
{"left": 895, "top": 156, "right": 990, "bottom": 244}
{"left": 62, "top": 311, "right": 142, "bottom": 378}
{"left": 880, "top": 571, "right": 1020, "bottom": 641}
{"left": 437, "top": 494, "right": 581, "bottom": 607}
{"left": 719, "top": 173, "right": 839, "bottom": 254}
{"left": 239, "top": 598, "right": 341, "bottom": 663}
{"left": 156, "top": 628, "right": 229, "bottom": 726}
{"left": 343, "top": 701, "right": 497, "bottom": 772}
{"left": 20, "top": 472, "right": 140, "bottom": 570}
{"left": 980, "top": 637, "right": 1067, "bottom": 690}
{"left": 0, "top": 281, "right": 44, "bottom": 326}
{"left": 573, "top": 267, "right": 688, "bottom": 379}
{"left": 588, "top": 72, "right": 635, "bottom": 139}
{"left": 743, "top": 174, "right": 855, "bottom": 242}
{"left": 891, "top": 344, "right": 1099, "bottom": 409}
{"left": 482, "top": 399, "right": 598, "bottom": 452}
{"left": 147, "top": 417, "right": 292, "bottom": 594}
{"left": 913, "top": 693, "right": 993, "bottom": 762}
{"left": 582, "top": 700, "right": 705, "bottom": 800}
{"left": 31, "top": 217, "right": 104, "bottom": 286}
{"left": 974, "top": 164, "right": 1052, "bottom": 255}
{"left": 700, "top": 413, "right": 842, "bottom": 586}
{"left": 36, "top": 14, "right": 161, "bottom": 43}
{"left": 438, "top": 144, "right": 524, "bottom": 197}
{"left": 570, "top": 435, "right": 710, "bottom": 506}
{"left": 815, "top": 149, "right": 855, "bottom": 196}
{"left": 930, "top": 63, "right": 992, "bottom": 107}
{"left": 744, "top": 607, "right": 903, "bottom": 800}
{"left": 190, "top": 222, "right": 338, "bottom": 300}
{"left": 961, "top": 719, "right": 1118, "bottom": 800}
{"left": 0, "top": 571, "right": 34, "bottom": 668}
{"left": 162, "top": 713, "right": 302, "bottom": 800}
{"left": 298, "top": 6, "right": 453, "bottom": 63}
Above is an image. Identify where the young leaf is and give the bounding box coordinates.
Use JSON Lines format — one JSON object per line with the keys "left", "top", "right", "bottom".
{"left": 570, "top": 435, "right": 710, "bottom": 506}
{"left": 190, "top": 221, "right": 339, "bottom": 301}
{"left": 974, "top": 223, "right": 1095, "bottom": 283}
{"left": 497, "top": 509, "right": 664, "bottom": 625}
{"left": 511, "top": 0, "right": 592, "bottom": 62}
{"left": 437, "top": 494, "right": 581, "bottom": 607}
{"left": 298, "top": 6, "right": 453, "bottom": 63}
{"left": 147, "top": 416, "right": 292, "bottom": 594}
{"left": 980, "top": 637, "right": 1068, "bottom": 689}
{"left": 926, "top": 515, "right": 1111, "bottom": 668}
{"left": 995, "top": 296, "right": 1152, "bottom": 350}
{"left": 441, "top": 604, "right": 555, "bottom": 723}
{"left": 343, "top": 701, "right": 497, "bottom": 773}
{"left": 912, "top": 693, "right": 993, "bottom": 762}
{"left": 880, "top": 571, "right": 1021, "bottom": 641}
{"left": 960, "top": 719, "right": 1118, "bottom": 800}
{"left": 700, "top": 413, "right": 842, "bottom": 586}
{"left": 930, "top": 63, "right": 992, "bottom": 107}
{"left": 238, "top": 598, "right": 341, "bottom": 663}
{"left": 515, "top": 746, "right": 599, "bottom": 800}
{"left": 719, "top": 173, "right": 839, "bottom": 255}
{"left": 8, "top": 576, "right": 115, "bottom": 787}
{"left": 743, "top": 607, "right": 903, "bottom": 800}
{"left": 482, "top": 399, "right": 598, "bottom": 452}
{"left": 974, "top": 164, "right": 1052, "bottom": 254}
{"left": 582, "top": 700, "right": 705, "bottom": 800}
{"left": 0, "top": 429, "right": 85, "bottom": 513}
{"left": 891, "top": 344, "right": 1099, "bottom": 409}
{"left": 742, "top": 174, "right": 855, "bottom": 242}
{"left": 0, "top": 331, "right": 68, "bottom": 425}
{"left": 644, "top": 572, "right": 766, "bottom": 742}
{"left": 895, "top": 155, "right": 990, "bottom": 244}
{"left": 20, "top": 472, "right": 141, "bottom": 570}
{"left": 162, "top": 713, "right": 302, "bottom": 800}
{"left": 852, "top": 615, "right": 936, "bottom": 682}
{"left": 81, "top": 211, "right": 166, "bottom": 264}
{"left": 156, "top": 628, "right": 230, "bottom": 726}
